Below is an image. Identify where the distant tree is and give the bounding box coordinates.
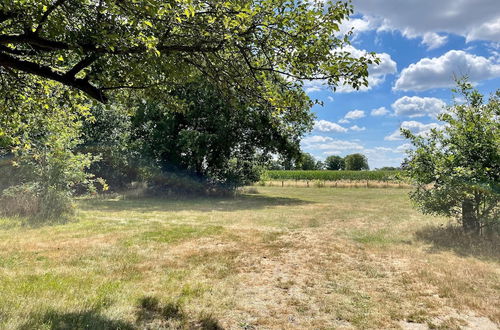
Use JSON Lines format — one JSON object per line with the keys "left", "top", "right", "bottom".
{"left": 325, "top": 155, "right": 345, "bottom": 170}
{"left": 378, "top": 166, "right": 399, "bottom": 171}
{"left": 315, "top": 160, "right": 325, "bottom": 170}
{"left": 344, "top": 153, "right": 369, "bottom": 171}
{"left": 403, "top": 79, "right": 499, "bottom": 234}
{"left": 297, "top": 153, "right": 318, "bottom": 170}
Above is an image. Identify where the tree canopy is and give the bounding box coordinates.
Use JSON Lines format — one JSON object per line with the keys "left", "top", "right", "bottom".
{"left": 344, "top": 153, "right": 368, "bottom": 171}
{"left": 0, "top": 0, "right": 376, "bottom": 105}
{"left": 325, "top": 155, "right": 344, "bottom": 170}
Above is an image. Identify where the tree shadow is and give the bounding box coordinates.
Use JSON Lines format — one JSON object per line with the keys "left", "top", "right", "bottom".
{"left": 20, "top": 297, "right": 224, "bottom": 329}
{"left": 78, "top": 192, "right": 312, "bottom": 213}
{"left": 19, "top": 309, "right": 135, "bottom": 330}
{"left": 136, "top": 295, "right": 223, "bottom": 329}
{"left": 414, "top": 225, "right": 500, "bottom": 262}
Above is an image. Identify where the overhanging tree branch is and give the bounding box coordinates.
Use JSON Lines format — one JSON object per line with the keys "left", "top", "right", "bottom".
{"left": 0, "top": 52, "right": 107, "bottom": 102}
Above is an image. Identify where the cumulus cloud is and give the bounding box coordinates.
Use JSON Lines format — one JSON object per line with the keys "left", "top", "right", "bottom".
{"left": 351, "top": 0, "right": 500, "bottom": 43}
{"left": 421, "top": 32, "right": 448, "bottom": 50}
{"left": 302, "top": 135, "right": 333, "bottom": 144}
{"left": 394, "top": 50, "right": 500, "bottom": 91}
{"left": 396, "top": 143, "right": 413, "bottom": 153}
{"left": 336, "top": 47, "right": 397, "bottom": 93}
{"left": 350, "top": 125, "right": 366, "bottom": 131}
{"left": 392, "top": 96, "right": 446, "bottom": 118}
{"left": 304, "top": 46, "right": 397, "bottom": 94}
{"left": 344, "top": 109, "right": 365, "bottom": 120}
{"left": 371, "top": 106, "right": 389, "bottom": 116}
{"left": 385, "top": 121, "right": 442, "bottom": 141}
{"left": 302, "top": 137, "right": 364, "bottom": 151}
{"left": 313, "top": 120, "right": 348, "bottom": 133}
{"left": 467, "top": 18, "right": 500, "bottom": 42}
{"left": 338, "top": 118, "right": 350, "bottom": 124}
{"left": 338, "top": 17, "right": 374, "bottom": 37}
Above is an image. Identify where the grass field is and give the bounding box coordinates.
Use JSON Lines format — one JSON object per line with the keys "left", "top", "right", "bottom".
{"left": 0, "top": 187, "right": 499, "bottom": 329}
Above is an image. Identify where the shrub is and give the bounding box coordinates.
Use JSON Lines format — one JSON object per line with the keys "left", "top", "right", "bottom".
{"left": 0, "top": 184, "right": 74, "bottom": 221}
{"left": 0, "top": 184, "right": 39, "bottom": 217}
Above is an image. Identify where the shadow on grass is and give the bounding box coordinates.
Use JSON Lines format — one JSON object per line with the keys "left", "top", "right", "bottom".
{"left": 20, "top": 297, "right": 224, "bottom": 329}
{"left": 136, "top": 296, "right": 223, "bottom": 329}
{"left": 415, "top": 225, "right": 500, "bottom": 262}
{"left": 20, "top": 309, "right": 135, "bottom": 330}
{"left": 78, "top": 193, "right": 312, "bottom": 213}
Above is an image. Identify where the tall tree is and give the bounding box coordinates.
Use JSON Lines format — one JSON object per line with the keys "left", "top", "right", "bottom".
{"left": 296, "top": 152, "right": 318, "bottom": 170}
{"left": 325, "top": 155, "right": 345, "bottom": 170}
{"left": 403, "top": 79, "right": 499, "bottom": 234}
{"left": 131, "top": 79, "right": 312, "bottom": 190}
{"left": 344, "top": 153, "right": 368, "bottom": 171}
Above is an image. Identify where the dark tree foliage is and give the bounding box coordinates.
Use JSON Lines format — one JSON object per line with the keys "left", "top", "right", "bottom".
{"left": 296, "top": 152, "right": 318, "bottom": 170}
{"left": 325, "top": 155, "right": 345, "bottom": 170}
{"left": 344, "top": 153, "right": 369, "bottom": 171}
{"left": 78, "top": 105, "right": 138, "bottom": 190}
{"left": 131, "top": 80, "right": 312, "bottom": 191}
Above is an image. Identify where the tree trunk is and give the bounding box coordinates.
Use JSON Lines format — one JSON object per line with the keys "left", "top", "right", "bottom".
{"left": 462, "top": 199, "right": 480, "bottom": 234}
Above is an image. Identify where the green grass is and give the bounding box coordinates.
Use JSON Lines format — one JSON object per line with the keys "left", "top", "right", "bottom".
{"left": 0, "top": 187, "right": 498, "bottom": 329}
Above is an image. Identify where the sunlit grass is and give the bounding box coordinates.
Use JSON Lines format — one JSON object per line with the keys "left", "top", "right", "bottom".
{"left": 0, "top": 187, "right": 498, "bottom": 329}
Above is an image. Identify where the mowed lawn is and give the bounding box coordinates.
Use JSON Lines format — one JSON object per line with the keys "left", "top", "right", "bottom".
{"left": 0, "top": 187, "right": 498, "bottom": 329}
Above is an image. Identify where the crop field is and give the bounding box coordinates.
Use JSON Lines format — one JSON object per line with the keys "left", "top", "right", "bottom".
{"left": 264, "top": 170, "right": 402, "bottom": 182}
{"left": 0, "top": 187, "right": 499, "bottom": 329}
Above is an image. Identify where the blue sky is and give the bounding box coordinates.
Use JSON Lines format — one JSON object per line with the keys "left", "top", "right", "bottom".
{"left": 301, "top": 0, "right": 500, "bottom": 169}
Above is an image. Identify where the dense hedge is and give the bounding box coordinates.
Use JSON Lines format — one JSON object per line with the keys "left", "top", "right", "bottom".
{"left": 264, "top": 170, "right": 402, "bottom": 181}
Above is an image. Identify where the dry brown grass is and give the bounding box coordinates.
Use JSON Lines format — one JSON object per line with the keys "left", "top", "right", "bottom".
{"left": 0, "top": 187, "right": 498, "bottom": 329}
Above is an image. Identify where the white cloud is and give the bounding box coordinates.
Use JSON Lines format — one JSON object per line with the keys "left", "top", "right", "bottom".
{"left": 313, "top": 120, "right": 348, "bottom": 133}
{"left": 394, "top": 50, "right": 500, "bottom": 92}
{"left": 350, "top": 125, "right": 366, "bottom": 131}
{"left": 392, "top": 96, "right": 446, "bottom": 118}
{"left": 312, "top": 140, "right": 364, "bottom": 151}
{"left": 385, "top": 121, "right": 442, "bottom": 141}
{"left": 338, "top": 118, "right": 350, "bottom": 124}
{"left": 338, "top": 17, "right": 374, "bottom": 38}
{"left": 336, "top": 46, "right": 397, "bottom": 93}
{"left": 304, "top": 46, "right": 397, "bottom": 94}
{"left": 396, "top": 143, "right": 413, "bottom": 153}
{"left": 371, "top": 106, "right": 389, "bottom": 116}
{"left": 302, "top": 135, "right": 333, "bottom": 144}
{"left": 352, "top": 0, "right": 500, "bottom": 43}
{"left": 322, "top": 151, "right": 342, "bottom": 156}
{"left": 344, "top": 109, "right": 365, "bottom": 120}
{"left": 301, "top": 135, "right": 363, "bottom": 151}
{"left": 421, "top": 32, "right": 448, "bottom": 50}
{"left": 327, "top": 96, "right": 334, "bottom": 102}
{"left": 467, "top": 18, "right": 500, "bottom": 42}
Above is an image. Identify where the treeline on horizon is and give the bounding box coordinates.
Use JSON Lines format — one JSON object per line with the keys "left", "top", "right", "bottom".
{"left": 267, "top": 152, "right": 400, "bottom": 171}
